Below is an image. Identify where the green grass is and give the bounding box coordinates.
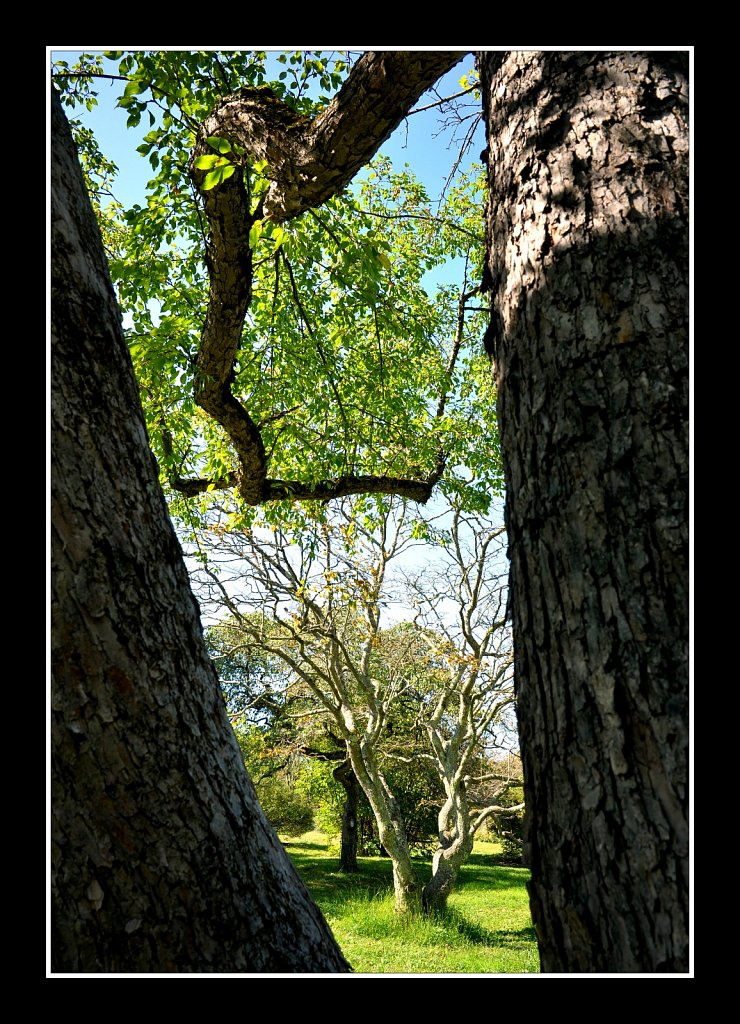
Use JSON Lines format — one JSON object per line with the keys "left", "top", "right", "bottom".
{"left": 282, "top": 831, "right": 540, "bottom": 975}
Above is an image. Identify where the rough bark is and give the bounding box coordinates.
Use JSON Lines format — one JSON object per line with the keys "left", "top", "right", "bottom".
{"left": 181, "top": 52, "right": 462, "bottom": 505}
{"left": 50, "top": 86, "right": 351, "bottom": 974}
{"left": 478, "top": 51, "right": 689, "bottom": 973}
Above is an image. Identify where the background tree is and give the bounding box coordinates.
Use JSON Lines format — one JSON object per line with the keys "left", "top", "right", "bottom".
{"left": 51, "top": 86, "right": 350, "bottom": 973}
{"left": 478, "top": 51, "right": 689, "bottom": 972}
{"left": 207, "top": 619, "right": 364, "bottom": 870}
{"left": 192, "top": 493, "right": 516, "bottom": 914}
{"left": 402, "top": 506, "right": 520, "bottom": 911}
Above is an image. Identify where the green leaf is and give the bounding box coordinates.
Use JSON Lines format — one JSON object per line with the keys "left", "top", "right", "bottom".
{"left": 202, "top": 164, "right": 236, "bottom": 190}
{"left": 206, "top": 136, "right": 232, "bottom": 154}
{"left": 75, "top": 50, "right": 499, "bottom": 525}
{"left": 123, "top": 77, "right": 148, "bottom": 99}
{"left": 249, "top": 219, "right": 263, "bottom": 248}
{"left": 194, "top": 154, "right": 220, "bottom": 170}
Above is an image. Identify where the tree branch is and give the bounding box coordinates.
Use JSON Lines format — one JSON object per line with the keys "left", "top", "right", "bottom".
{"left": 174, "top": 52, "right": 465, "bottom": 507}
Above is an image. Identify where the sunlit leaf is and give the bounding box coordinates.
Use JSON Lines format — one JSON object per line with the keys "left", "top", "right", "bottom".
{"left": 202, "top": 164, "right": 236, "bottom": 190}
{"left": 194, "top": 154, "right": 220, "bottom": 169}
{"left": 206, "top": 136, "right": 233, "bottom": 154}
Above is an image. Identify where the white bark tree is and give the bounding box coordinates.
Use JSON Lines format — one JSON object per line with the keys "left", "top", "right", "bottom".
{"left": 403, "top": 507, "right": 522, "bottom": 910}
{"left": 190, "top": 495, "right": 517, "bottom": 914}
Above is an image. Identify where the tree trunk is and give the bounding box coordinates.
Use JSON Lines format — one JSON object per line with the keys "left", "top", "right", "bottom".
{"left": 422, "top": 793, "right": 474, "bottom": 915}
{"left": 345, "top": 737, "right": 420, "bottom": 913}
{"left": 333, "top": 760, "right": 360, "bottom": 873}
{"left": 50, "top": 86, "right": 351, "bottom": 974}
{"left": 478, "top": 52, "right": 689, "bottom": 973}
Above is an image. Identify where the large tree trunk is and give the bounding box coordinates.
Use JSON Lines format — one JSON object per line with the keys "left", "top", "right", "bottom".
{"left": 50, "top": 86, "right": 351, "bottom": 974}
{"left": 478, "top": 52, "right": 689, "bottom": 973}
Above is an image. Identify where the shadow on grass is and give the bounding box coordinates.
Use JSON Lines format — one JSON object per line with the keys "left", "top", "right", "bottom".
{"left": 456, "top": 863, "right": 530, "bottom": 890}
{"left": 434, "top": 907, "right": 537, "bottom": 950}
{"left": 284, "top": 844, "right": 393, "bottom": 906}
{"left": 283, "top": 839, "right": 327, "bottom": 852}
{"left": 285, "top": 840, "right": 527, "bottom": 888}
{"left": 283, "top": 836, "right": 534, "bottom": 953}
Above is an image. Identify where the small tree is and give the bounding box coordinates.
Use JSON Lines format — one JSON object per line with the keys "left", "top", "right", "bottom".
{"left": 190, "top": 493, "right": 516, "bottom": 913}
{"left": 401, "top": 504, "right": 520, "bottom": 911}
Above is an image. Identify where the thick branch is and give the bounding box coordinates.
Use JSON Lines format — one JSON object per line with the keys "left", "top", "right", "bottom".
{"left": 179, "top": 51, "right": 465, "bottom": 507}
{"left": 168, "top": 470, "right": 440, "bottom": 503}
{"left": 263, "top": 473, "right": 438, "bottom": 504}
{"left": 194, "top": 53, "right": 466, "bottom": 222}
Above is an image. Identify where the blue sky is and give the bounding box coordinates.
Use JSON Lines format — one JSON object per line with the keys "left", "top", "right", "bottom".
{"left": 49, "top": 48, "right": 484, "bottom": 215}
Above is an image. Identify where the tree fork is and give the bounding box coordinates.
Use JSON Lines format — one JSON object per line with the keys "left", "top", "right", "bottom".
{"left": 177, "top": 51, "right": 464, "bottom": 507}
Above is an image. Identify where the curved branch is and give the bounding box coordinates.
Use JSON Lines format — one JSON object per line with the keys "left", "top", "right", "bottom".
{"left": 193, "top": 52, "right": 466, "bottom": 222}
{"left": 179, "top": 51, "right": 465, "bottom": 507}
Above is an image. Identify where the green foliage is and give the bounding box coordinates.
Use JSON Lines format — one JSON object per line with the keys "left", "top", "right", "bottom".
{"left": 477, "top": 753, "right": 525, "bottom": 862}
{"left": 51, "top": 53, "right": 106, "bottom": 111}
{"left": 294, "top": 758, "right": 346, "bottom": 836}
{"left": 254, "top": 777, "right": 315, "bottom": 837}
{"left": 489, "top": 785, "right": 525, "bottom": 862}
{"left": 51, "top": 49, "right": 502, "bottom": 536}
{"left": 233, "top": 723, "right": 314, "bottom": 836}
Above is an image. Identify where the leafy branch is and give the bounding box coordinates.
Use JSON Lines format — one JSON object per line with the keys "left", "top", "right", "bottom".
{"left": 164, "top": 53, "right": 464, "bottom": 507}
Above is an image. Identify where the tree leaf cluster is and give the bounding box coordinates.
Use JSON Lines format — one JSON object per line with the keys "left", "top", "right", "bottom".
{"left": 52, "top": 49, "right": 501, "bottom": 532}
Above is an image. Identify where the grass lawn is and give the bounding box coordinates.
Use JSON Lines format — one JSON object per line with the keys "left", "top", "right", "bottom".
{"left": 282, "top": 831, "right": 540, "bottom": 975}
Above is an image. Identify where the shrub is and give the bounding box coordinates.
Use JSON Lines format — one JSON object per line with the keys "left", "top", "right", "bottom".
{"left": 255, "top": 777, "right": 315, "bottom": 837}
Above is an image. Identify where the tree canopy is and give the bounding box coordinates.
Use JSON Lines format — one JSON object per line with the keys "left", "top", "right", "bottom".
{"left": 189, "top": 493, "right": 518, "bottom": 913}
{"left": 52, "top": 50, "right": 501, "bottom": 533}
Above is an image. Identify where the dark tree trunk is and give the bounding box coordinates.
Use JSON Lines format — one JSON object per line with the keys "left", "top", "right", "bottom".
{"left": 333, "top": 760, "right": 360, "bottom": 873}
{"left": 50, "top": 86, "right": 351, "bottom": 974}
{"left": 478, "top": 51, "right": 689, "bottom": 973}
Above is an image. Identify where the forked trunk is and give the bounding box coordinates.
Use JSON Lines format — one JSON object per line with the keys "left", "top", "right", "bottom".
{"left": 422, "top": 786, "right": 474, "bottom": 914}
